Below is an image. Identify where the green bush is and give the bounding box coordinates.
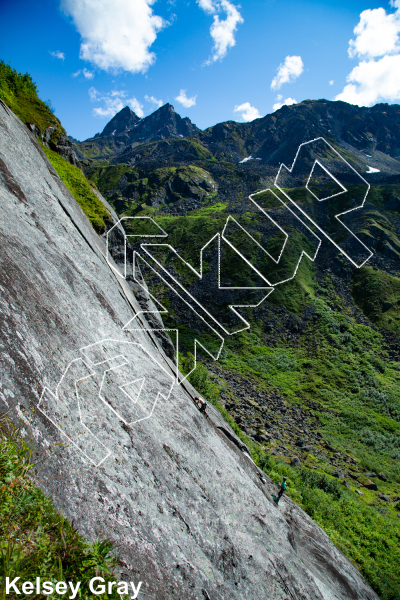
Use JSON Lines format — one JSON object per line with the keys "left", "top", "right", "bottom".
{"left": 0, "top": 60, "right": 65, "bottom": 139}
{"left": 0, "top": 60, "right": 37, "bottom": 95}
{"left": 299, "top": 469, "right": 342, "bottom": 500}
{"left": 41, "top": 145, "right": 110, "bottom": 234}
{"left": 0, "top": 415, "right": 124, "bottom": 599}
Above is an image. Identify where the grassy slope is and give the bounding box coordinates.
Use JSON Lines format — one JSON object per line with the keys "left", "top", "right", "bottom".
{"left": 183, "top": 313, "right": 400, "bottom": 600}
{"left": 0, "top": 416, "right": 124, "bottom": 599}
{"left": 41, "top": 145, "right": 110, "bottom": 234}
{"left": 0, "top": 60, "right": 64, "bottom": 141}
{"left": 352, "top": 266, "right": 400, "bottom": 332}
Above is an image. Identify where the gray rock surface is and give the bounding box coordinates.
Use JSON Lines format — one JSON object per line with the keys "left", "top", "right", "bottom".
{"left": 0, "top": 103, "right": 380, "bottom": 600}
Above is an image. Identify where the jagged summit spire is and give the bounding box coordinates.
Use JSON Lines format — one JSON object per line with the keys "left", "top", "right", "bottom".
{"left": 158, "top": 102, "right": 175, "bottom": 112}
{"left": 89, "top": 101, "right": 199, "bottom": 144}
{"left": 99, "top": 106, "right": 141, "bottom": 138}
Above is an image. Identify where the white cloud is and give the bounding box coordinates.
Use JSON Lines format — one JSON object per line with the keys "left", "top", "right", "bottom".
{"left": 50, "top": 50, "right": 65, "bottom": 60}
{"left": 336, "top": 2, "right": 400, "bottom": 106}
{"left": 198, "top": 0, "right": 215, "bottom": 13}
{"left": 175, "top": 89, "right": 197, "bottom": 108}
{"left": 127, "top": 97, "right": 144, "bottom": 117}
{"left": 197, "top": 0, "right": 244, "bottom": 63}
{"left": 61, "top": 0, "right": 166, "bottom": 73}
{"left": 335, "top": 54, "right": 400, "bottom": 105}
{"left": 89, "top": 87, "right": 144, "bottom": 118}
{"left": 348, "top": 7, "right": 400, "bottom": 59}
{"left": 271, "top": 55, "right": 303, "bottom": 90}
{"left": 89, "top": 87, "right": 99, "bottom": 101}
{"left": 329, "top": 80, "right": 334, "bottom": 85}
{"left": 233, "top": 102, "right": 261, "bottom": 122}
{"left": 72, "top": 68, "right": 94, "bottom": 79}
{"left": 145, "top": 94, "right": 163, "bottom": 108}
{"left": 272, "top": 97, "right": 297, "bottom": 111}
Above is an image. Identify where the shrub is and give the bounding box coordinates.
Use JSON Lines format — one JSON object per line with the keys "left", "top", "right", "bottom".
{"left": 0, "top": 415, "right": 123, "bottom": 599}
{"left": 41, "top": 145, "right": 110, "bottom": 234}
{"left": 299, "top": 469, "right": 342, "bottom": 500}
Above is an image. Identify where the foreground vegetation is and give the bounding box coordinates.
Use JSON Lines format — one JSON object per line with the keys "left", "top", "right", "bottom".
{"left": 0, "top": 60, "right": 64, "bottom": 141}
{"left": 0, "top": 415, "right": 124, "bottom": 599}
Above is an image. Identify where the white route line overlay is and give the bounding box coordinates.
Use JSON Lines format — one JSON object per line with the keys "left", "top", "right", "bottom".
{"left": 138, "top": 235, "right": 273, "bottom": 335}
{"left": 106, "top": 216, "right": 168, "bottom": 280}
{"left": 36, "top": 138, "right": 374, "bottom": 461}
{"left": 222, "top": 189, "right": 322, "bottom": 287}
{"left": 106, "top": 217, "right": 228, "bottom": 383}
{"left": 274, "top": 136, "right": 373, "bottom": 268}
{"left": 37, "top": 339, "right": 175, "bottom": 466}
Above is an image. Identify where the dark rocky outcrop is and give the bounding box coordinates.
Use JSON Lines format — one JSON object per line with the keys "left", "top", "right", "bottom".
{"left": 97, "top": 105, "right": 142, "bottom": 138}
{"left": 74, "top": 104, "right": 201, "bottom": 162}
{"left": 0, "top": 99, "right": 380, "bottom": 598}
{"left": 130, "top": 103, "right": 200, "bottom": 143}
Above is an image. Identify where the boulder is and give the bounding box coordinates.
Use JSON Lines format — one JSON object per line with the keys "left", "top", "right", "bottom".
{"left": 290, "top": 457, "right": 301, "bottom": 468}
{"left": 358, "top": 477, "right": 378, "bottom": 491}
{"left": 254, "top": 433, "right": 271, "bottom": 444}
{"left": 378, "top": 494, "right": 390, "bottom": 503}
{"left": 295, "top": 439, "right": 308, "bottom": 447}
{"left": 325, "top": 443, "right": 338, "bottom": 452}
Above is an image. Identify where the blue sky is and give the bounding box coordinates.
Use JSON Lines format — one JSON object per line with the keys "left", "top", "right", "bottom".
{"left": 1, "top": 0, "right": 399, "bottom": 140}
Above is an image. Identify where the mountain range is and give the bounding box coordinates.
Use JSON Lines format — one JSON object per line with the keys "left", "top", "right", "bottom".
{"left": 72, "top": 99, "right": 400, "bottom": 180}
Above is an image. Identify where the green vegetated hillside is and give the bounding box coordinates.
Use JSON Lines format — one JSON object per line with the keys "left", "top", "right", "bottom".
{"left": 41, "top": 145, "right": 110, "bottom": 234}
{"left": 0, "top": 60, "right": 65, "bottom": 141}
{"left": 90, "top": 109, "right": 400, "bottom": 598}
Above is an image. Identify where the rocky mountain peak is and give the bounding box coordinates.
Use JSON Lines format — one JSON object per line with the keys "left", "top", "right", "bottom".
{"left": 79, "top": 103, "right": 200, "bottom": 155}
{"left": 158, "top": 102, "right": 175, "bottom": 113}
{"left": 116, "top": 102, "right": 199, "bottom": 145}
{"left": 97, "top": 106, "right": 142, "bottom": 138}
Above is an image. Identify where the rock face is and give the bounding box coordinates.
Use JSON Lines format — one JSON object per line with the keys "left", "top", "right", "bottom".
{"left": 0, "top": 104, "right": 380, "bottom": 599}
{"left": 29, "top": 122, "right": 80, "bottom": 167}
{"left": 140, "top": 165, "right": 217, "bottom": 207}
